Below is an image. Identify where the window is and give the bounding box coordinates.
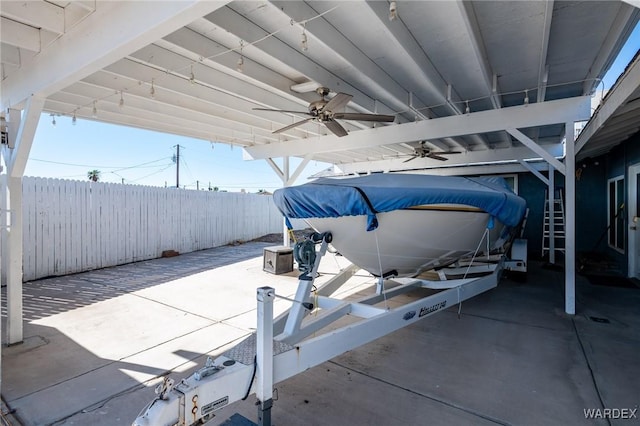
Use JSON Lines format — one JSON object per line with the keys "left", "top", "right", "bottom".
{"left": 501, "top": 175, "right": 518, "bottom": 194}
{"left": 608, "top": 176, "right": 625, "bottom": 251}
{"left": 483, "top": 174, "right": 518, "bottom": 194}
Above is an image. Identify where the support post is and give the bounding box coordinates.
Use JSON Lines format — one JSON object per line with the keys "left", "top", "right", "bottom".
{"left": 5, "top": 176, "right": 23, "bottom": 343}
{"left": 256, "top": 287, "right": 275, "bottom": 426}
{"left": 548, "top": 165, "right": 555, "bottom": 264}
{"left": 0, "top": 174, "right": 3, "bottom": 396}
{"left": 564, "top": 122, "right": 576, "bottom": 315}
{"left": 282, "top": 157, "right": 290, "bottom": 247}
{"left": 2, "top": 96, "right": 42, "bottom": 345}
{"left": 265, "top": 155, "right": 314, "bottom": 248}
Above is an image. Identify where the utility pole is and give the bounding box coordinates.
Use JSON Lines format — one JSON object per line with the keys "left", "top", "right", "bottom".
{"left": 173, "top": 145, "right": 181, "bottom": 188}
{"left": 176, "top": 144, "right": 180, "bottom": 188}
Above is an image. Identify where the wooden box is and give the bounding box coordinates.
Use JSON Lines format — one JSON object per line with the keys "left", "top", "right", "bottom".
{"left": 263, "top": 246, "right": 293, "bottom": 275}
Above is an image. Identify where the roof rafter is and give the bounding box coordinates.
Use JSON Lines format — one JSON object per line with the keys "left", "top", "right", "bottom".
{"left": 362, "top": 0, "right": 470, "bottom": 150}
{"left": 1, "top": 0, "right": 230, "bottom": 110}
{"left": 123, "top": 44, "right": 330, "bottom": 138}
{"left": 54, "top": 76, "right": 292, "bottom": 143}
{"left": 270, "top": 0, "right": 425, "bottom": 119}
{"left": 0, "top": 16, "right": 41, "bottom": 52}
{"left": 581, "top": 2, "right": 638, "bottom": 95}
{"left": 46, "top": 95, "right": 253, "bottom": 144}
{"left": 159, "top": 26, "right": 318, "bottom": 108}
{"left": 456, "top": 1, "right": 502, "bottom": 148}
{"left": 204, "top": 4, "right": 397, "bottom": 118}
{"left": 537, "top": 0, "right": 553, "bottom": 103}
{"left": 0, "top": 0, "right": 65, "bottom": 34}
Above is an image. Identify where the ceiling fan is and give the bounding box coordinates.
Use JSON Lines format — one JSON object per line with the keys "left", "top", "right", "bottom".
{"left": 403, "top": 141, "right": 463, "bottom": 162}
{"left": 253, "top": 87, "right": 395, "bottom": 137}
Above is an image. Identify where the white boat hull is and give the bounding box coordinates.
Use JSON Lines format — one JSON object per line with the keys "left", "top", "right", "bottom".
{"left": 307, "top": 207, "right": 504, "bottom": 278}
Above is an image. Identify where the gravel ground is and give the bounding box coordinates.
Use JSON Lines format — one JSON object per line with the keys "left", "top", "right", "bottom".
{"left": 250, "top": 229, "right": 313, "bottom": 244}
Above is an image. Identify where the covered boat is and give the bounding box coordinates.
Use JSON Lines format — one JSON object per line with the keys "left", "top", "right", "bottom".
{"left": 273, "top": 173, "right": 527, "bottom": 278}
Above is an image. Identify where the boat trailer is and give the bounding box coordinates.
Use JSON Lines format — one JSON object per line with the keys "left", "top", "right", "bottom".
{"left": 133, "top": 233, "right": 526, "bottom": 426}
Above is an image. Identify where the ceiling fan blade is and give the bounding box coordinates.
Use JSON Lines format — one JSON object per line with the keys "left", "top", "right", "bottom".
{"left": 253, "top": 107, "right": 311, "bottom": 115}
{"left": 334, "top": 113, "right": 395, "bottom": 122}
{"left": 324, "top": 119, "right": 348, "bottom": 137}
{"left": 403, "top": 155, "right": 418, "bottom": 163}
{"left": 427, "top": 153, "right": 449, "bottom": 161}
{"left": 324, "top": 93, "right": 353, "bottom": 112}
{"left": 273, "top": 117, "right": 314, "bottom": 134}
{"left": 441, "top": 151, "right": 463, "bottom": 154}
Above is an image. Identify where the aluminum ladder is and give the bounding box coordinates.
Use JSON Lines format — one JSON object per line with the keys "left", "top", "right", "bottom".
{"left": 542, "top": 188, "right": 565, "bottom": 257}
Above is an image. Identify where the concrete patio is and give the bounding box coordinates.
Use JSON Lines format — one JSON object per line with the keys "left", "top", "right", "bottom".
{"left": 2, "top": 241, "right": 639, "bottom": 426}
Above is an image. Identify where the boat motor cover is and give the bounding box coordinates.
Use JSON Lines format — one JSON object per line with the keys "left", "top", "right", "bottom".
{"left": 273, "top": 174, "right": 527, "bottom": 231}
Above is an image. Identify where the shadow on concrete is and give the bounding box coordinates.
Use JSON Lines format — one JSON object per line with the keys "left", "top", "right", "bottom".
{"left": 2, "top": 254, "right": 639, "bottom": 426}
{"left": 2, "top": 322, "right": 158, "bottom": 425}
{"left": 1, "top": 242, "right": 274, "bottom": 425}
{"left": 1, "top": 242, "right": 272, "bottom": 322}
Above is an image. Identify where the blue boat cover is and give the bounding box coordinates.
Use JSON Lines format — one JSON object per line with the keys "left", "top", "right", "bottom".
{"left": 273, "top": 174, "right": 527, "bottom": 231}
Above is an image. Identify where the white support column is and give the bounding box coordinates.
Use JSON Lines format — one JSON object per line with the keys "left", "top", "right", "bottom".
{"left": 548, "top": 165, "right": 556, "bottom": 264}
{"left": 283, "top": 157, "right": 290, "bottom": 186}
{"left": 564, "top": 122, "right": 576, "bottom": 315}
{"left": 6, "top": 108, "right": 20, "bottom": 149}
{"left": 0, "top": 174, "right": 3, "bottom": 395}
{"left": 5, "top": 176, "right": 23, "bottom": 344}
{"left": 265, "top": 155, "right": 313, "bottom": 246}
{"left": 2, "top": 95, "right": 43, "bottom": 345}
{"left": 282, "top": 157, "right": 290, "bottom": 247}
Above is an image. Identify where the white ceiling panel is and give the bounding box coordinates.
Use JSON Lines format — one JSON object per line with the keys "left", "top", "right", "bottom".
{"left": 1, "top": 0, "right": 638, "bottom": 175}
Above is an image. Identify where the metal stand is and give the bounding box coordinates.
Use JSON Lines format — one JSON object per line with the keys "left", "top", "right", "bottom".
{"left": 133, "top": 232, "right": 512, "bottom": 426}
{"left": 256, "top": 287, "right": 274, "bottom": 426}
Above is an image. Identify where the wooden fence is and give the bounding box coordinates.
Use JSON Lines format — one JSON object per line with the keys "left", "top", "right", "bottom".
{"left": 12, "top": 177, "right": 283, "bottom": 281}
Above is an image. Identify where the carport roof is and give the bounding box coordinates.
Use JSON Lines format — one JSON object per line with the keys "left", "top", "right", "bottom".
{"left": 1, "top": 1, "right": 638, "bottom": 172}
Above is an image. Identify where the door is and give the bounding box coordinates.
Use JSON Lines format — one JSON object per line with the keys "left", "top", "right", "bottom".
{"left": 628, "top": 164, "right": 640, "bottom": 278}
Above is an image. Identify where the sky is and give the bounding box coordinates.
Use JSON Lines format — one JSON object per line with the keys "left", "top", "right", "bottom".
{"left": 24, "top": 119, "right": 332, "bottom": 192}
{"left": 600, "top": 21, "right": 640, "bottom": 89}
{"left": 22, "top": 22, "right": 640, "bottom": 192}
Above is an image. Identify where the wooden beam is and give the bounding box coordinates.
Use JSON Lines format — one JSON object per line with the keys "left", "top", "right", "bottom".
{"left": 0, "top": 0, "right": 65, "bottom": 34}
{"left": 1, "top": 1, "right": 230, "bottom": 109}
{"left": 333, "top": 144, "right": 564, "bottom": 175}
{"left": 506, "top": 128, "right": 566, "bottom": 175}
{"left": 244, "top": 96, "right": 591, "bottom": 160}
{"left": 0, "top": 17, "right": 40, "bottom": 52}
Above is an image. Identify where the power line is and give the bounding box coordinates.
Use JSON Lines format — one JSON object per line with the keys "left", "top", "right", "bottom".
{"left": 111, "top": 157, "right": 173, "bottom": 172}
{"left": 129, "top": 164, "right": 175, "bottom": 183}
{"left": 180, "top": 154, "right": 196, "bottom": 184}
{"left": 29, "top": 156, "right": 171, "bottom": 170}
